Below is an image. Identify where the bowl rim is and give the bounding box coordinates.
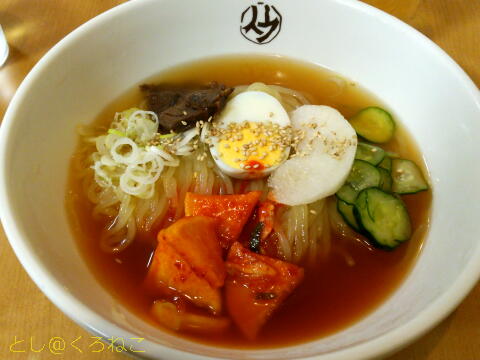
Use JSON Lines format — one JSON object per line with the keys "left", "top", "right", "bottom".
{"left": 1, "top": 0, "right": 480, "bottom": 359}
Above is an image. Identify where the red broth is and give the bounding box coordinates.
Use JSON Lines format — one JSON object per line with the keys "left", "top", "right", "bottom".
{"left": 67, "top": 55, "right": 431, "bottom": 348}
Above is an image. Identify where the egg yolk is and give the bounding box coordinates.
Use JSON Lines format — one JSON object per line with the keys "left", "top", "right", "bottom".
{"left": 216, "top": 122, "right": 290, "bottom": 170}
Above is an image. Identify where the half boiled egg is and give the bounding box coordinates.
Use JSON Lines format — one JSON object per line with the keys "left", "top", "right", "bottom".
{"left": 209, "top": 91, "right": 291, "bottom": 179}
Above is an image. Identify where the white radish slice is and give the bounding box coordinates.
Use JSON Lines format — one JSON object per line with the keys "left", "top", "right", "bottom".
{"left": 268, "top": 105, "right": 357, "bottom": 205}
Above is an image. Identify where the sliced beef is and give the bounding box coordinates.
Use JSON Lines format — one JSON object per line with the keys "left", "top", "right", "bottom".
{"left": 140, "top": 82, "right": 233, "bottom": 133}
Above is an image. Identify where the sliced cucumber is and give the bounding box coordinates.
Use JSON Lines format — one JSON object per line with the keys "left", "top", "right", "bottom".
{"left": 385, "top": 151, "right": 400, "bottom": 159}
{"left": 336, "top": 184, "right": 358, "bottom": 204}
{"left": 378, "top": 167, "right": 393, "bottom": 192}
{"left": 350, "top": 107, "right": 395, "bottom": 144}
{"left": 337, "top": 199, "right": 360, "bottom": 231}
{"left": 346, "top": 160, "right": 381, "bottom": 191}
{"left": 378, "top": 156, "right": 392, "bottom": 172}
{"left": 336, "top": 160, "right": 381, "bottom": 204}
{"left": 354, "top": 188, "right": 411, "bottom": 249}
{"left": 355, "top": 143, "right": 385, "bottom": 166}
{"left": 392, "top": 159, "right": 429, "bottom": 194}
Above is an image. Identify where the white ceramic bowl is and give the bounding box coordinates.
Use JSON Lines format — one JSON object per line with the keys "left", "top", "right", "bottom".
{"left": 1, "top": 0, "right": 480, "bottom": 359}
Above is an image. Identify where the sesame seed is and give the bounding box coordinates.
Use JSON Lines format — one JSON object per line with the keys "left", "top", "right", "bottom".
{"left": 181, "top": 121, "right": 187, "bottom": 126}
{"left": 310, "top": 209, "right": 317, "bottom": 215}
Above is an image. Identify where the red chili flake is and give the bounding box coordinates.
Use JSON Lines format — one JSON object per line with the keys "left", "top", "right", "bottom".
{"left": 244, "top": 160, "right": 265, "bottom": 171}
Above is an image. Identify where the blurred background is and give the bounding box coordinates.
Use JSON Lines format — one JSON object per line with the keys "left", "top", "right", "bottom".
{"left": 0, "top": 1, "right": 479, "bottom": 359}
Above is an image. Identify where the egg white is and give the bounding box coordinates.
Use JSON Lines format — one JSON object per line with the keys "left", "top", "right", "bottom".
{"left": 210, "top": 91, "right": 290, "bottom": 179}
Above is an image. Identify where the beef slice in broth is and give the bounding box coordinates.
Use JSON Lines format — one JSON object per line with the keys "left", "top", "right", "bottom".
{"left": 141, "top": 82, "right": 233, "bottom": 133}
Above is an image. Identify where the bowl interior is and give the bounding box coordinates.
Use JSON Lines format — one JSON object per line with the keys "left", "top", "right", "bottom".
{"left": 2, "top": 0, "right": 480, "bottom": 359}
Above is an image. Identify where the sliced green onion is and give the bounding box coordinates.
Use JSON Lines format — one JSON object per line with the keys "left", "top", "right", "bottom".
{"left": 108, "top": 129, "right": 127, "bottom": 137}
{"left": 249, "top": 222, "right": 264, "bottom": 253}
{"left": 158, "top": 133, "right": 176, "bottom": 139}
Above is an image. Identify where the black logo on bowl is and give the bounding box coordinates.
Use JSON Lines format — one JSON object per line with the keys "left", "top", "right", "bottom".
{"left": 240, "top": 2, "right": 282, "bottom": 45}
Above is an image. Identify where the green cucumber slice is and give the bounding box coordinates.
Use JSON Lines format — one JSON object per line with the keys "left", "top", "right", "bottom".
{"left": 336, "top": 184, "right": 358, "bottom": 205}
{"left": 354, "top": 188, "right": 411, "bottom": 249}
{"left": 355, "top": 143, "right": 386, "bottom": 166}
{"left": 336, "top": 160, "right": 381, "bottom": 204}
{"left": 378, "top": 167, "right": 393, "bottom": 192}
{"left": 378, "top": 156, "right": 392, "bottom": 172}
{"left": 337, "top": 199, "right": 360, "bottom": 231}
{"left": 350, "top": 107, "right": 395, "bottom": 144}
{"left": 347, "top": 160, "right": 381, "bottom": 191}
{"left": 391, "top": 159, "right": 429, "bottom": 194}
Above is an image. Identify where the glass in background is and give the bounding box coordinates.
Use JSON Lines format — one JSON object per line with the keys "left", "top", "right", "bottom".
{"left": 0, "top": 25, "right": 9, "bottom": 67}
